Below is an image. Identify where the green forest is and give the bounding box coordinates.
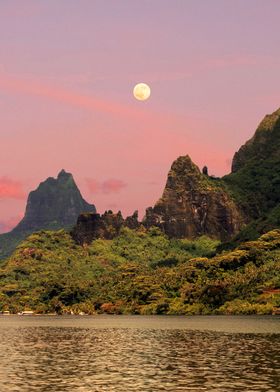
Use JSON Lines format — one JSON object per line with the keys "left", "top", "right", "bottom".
{"left": 0, "top": 227, "right": 279, "bottom": 315}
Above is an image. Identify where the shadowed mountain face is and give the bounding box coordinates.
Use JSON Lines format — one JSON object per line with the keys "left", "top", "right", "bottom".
{"left": 0, "top": 170, "right": 96, "bottom": 259}
{"left": 16, "top": 170, "right": 96, "bottom": 231}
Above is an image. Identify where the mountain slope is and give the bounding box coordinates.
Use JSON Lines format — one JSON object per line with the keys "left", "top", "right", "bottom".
{"left": 0, "top": 170, "right": 96, "bottom": 259}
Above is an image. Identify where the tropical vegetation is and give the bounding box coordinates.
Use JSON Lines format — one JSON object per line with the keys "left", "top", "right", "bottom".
{"left": 0, "top": 227, "right": 279, "bottom": 315}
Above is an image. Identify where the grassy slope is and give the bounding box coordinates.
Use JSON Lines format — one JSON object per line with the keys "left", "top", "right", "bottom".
{"left": 0, "top": 227, "right": 279, "bottom": 315}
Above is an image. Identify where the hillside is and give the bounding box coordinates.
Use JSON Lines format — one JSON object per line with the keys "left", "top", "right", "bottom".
{"left": 140, "top": 108, "right": 280, "bottom": 243}
{"left": 0, "top": 170, "right": 96, "bottom": 260}
{"left": 0, "top": 227, "right": 279, "bottom": 315}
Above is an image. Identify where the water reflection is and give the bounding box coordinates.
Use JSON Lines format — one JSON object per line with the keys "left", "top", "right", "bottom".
{"left": 0, "top": 318, "right": 279, "bottom": 391}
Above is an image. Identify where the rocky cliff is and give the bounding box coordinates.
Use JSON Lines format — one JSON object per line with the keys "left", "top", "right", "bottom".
{"left": 142, "top": 156, "right": 245, "bottom": 241}
{"left": 0, "top": 170, "right": 96, "bottom": 258}
{"left": 72, "top": 210, "right": 140, "bottom": 245}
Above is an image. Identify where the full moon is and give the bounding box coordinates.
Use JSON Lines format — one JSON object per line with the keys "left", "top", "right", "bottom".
{"left": 133, "top": 83, "right": 151, "bottom": 101}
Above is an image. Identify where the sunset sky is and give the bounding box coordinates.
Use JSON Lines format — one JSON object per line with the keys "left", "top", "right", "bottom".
{"left": 1, "top": 0, "right": 280, "bottom": 232}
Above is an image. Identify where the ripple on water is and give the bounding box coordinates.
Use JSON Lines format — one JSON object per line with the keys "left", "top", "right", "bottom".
{"left": 0, "top": 318, "right": 279, "bottom": 392}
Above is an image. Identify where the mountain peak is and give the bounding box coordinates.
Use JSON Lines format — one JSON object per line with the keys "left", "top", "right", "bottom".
{"left": 171, "top": 155, "right": 199, "bottom": 171}
{"left": 258, "top": 107, "right": 280, "bottom": 131}
{"left": 58, "top": 168, "right": 66, "bottom": 176}
{"left": 57, "top": 169, "right": 72, "bottom": 179}
{"left": 21, "top": 170, "right": 96, "bottom": 230}
{"left": 143, "top": 155, "right": 244, "bottom": 240}
{"left": 0, "top": 171, "right": 96, "bottom": 259}
{"left": 169, "top": 155, "right": 201, "bottom": 182}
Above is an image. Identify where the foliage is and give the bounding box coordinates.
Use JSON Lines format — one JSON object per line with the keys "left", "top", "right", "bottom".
{"left": 223, "top": 155, "right": 280, "bottom": 219}
{"left": 0, "top": 227, "right": 279, "bottom": 315}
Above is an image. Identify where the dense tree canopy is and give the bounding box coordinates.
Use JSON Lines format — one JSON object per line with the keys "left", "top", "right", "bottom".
{"left": 0, "top": 227, "right": 279, "bottom": 315}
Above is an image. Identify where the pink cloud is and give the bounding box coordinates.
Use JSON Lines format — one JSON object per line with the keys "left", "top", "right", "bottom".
{"left": 0, "top": 73, "right": 144, "bottom": 119}
{"left": 0, "top": 177, "right": 26, "bottom": 200}
{"left": 102, "top": 179, "right": 127, "bottom": 194}
{"left": 86, "top": 178, "right": 127, "bottom": 194}
{"left": 85, "top": 179, "right": 100, "bottom": 193}
{"left": 0, "top": 214, "right": 23, "bottom": 234}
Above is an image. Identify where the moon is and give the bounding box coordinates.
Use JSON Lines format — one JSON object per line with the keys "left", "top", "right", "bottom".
{"left": 133, "top": 83, "right": 151, "bottom": 101}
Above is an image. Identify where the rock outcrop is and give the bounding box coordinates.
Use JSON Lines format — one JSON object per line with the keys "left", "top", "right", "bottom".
{"left": 143, "top": 156, "right": 245, "bottom": 241}
{"left": 71, "top": 210, "right": 140, "bottom": 245}
{"left": 0, "top": 170, "right": 96, "bottom": 258}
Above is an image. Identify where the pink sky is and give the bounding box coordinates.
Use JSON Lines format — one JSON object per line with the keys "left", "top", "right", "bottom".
{"left": 1, "top": 0, "right": 280, "bottom": 232}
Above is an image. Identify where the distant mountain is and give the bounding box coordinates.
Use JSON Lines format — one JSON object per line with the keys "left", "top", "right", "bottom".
{"left": 0, "top": 170, "right": 96, "bottom": 259}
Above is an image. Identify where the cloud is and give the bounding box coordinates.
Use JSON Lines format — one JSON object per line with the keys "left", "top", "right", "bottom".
{"left": 0, "top": 177, "right": 26, "bottom": 200}
{"left": 86, "top": 178, "right": 127, "bottom": 194}
{"left": 0, "top": 214, "right": 23, "bottom": 234}
{"left": 0, "top": 73, "right": 142, "bottom": 119}
{"left": 102, "top": 179, "right": 127, "bottom": 194}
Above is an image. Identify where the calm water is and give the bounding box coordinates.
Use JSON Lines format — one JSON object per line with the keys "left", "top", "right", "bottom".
{"left": 0, "top": 315, "right": 279, "bottom": 392}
